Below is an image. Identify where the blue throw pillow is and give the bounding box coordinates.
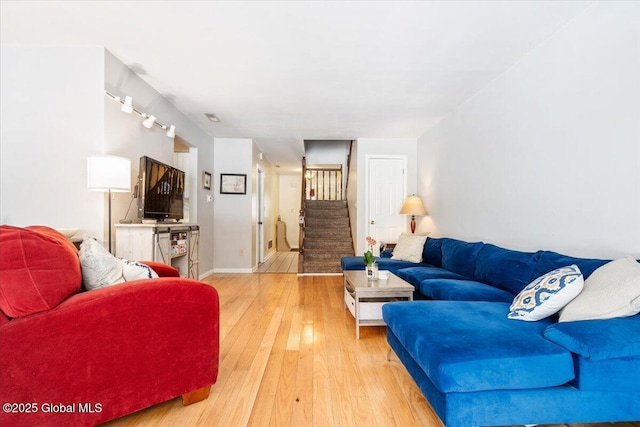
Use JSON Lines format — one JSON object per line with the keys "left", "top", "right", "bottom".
{"left": 508, "top": 265, "right": 584, "bottom": 321}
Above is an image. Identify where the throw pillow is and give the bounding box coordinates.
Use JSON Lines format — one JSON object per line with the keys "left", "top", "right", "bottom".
{"left": 122, "top": 259, "right": 159, "bottom": 281}
{"left": 508, "top": 265, "right": 583, "bottom": 321}
{"left": 559, "top": 256, "right": 640, "bottom": 322}
{"left": 0, "top": 225, "right": 81, "bottom": 317}
{"left": 78, "top": 237, "right": 125, "bottom": 290}
{"left": 391, "top": 233, "right": 428, "bottom": 263}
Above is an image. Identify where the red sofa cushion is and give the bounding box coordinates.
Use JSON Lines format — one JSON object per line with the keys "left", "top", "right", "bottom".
{"left": 141, "top": 260, "right": 181, "bottom": 277}
{"left": 25, "top": 225, "right": 79, "bottom": 255}
{"left": 0, "top": 225, "right": 81, "bottom": 318}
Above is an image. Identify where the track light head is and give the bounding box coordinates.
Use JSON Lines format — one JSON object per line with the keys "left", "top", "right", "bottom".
{"left": 142, "top": 114, "right": 156, "bottom": 129}
{"left": 166, "top": 125, "right": 176, "bottom": 138}
{"left": 121, "top": 96, "right": 133, "bottom": 114}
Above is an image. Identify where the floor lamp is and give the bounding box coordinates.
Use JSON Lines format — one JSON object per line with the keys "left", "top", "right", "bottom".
{"left": 399, "top": 194, "right": 426, "bottom": 234}
{"left": 87, "top": 155, "right": 131, "bottom": 253}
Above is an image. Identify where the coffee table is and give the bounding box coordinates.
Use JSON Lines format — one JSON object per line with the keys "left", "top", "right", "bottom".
{"left": 343, "top": 270, "right": 414, "bottom": 339}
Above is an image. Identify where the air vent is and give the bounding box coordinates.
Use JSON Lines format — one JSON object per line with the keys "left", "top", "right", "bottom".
{"left": 204, "top": 113, "right": 220, "bottom": 123}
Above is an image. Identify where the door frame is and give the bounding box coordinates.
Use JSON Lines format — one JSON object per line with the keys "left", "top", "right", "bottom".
{"left": 257, "top": 166, "right": 265, "bottom": 264}
{"left": 364, "top": 154, "right": 407, "bottom": 254}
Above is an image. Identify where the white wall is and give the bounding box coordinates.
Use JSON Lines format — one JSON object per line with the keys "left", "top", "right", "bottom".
{"left": 279, "top": 173, "right": 301, "bottom": 249}
{"left": 0, "top": 46, "right": 217, "bottom": 277}
{"left": 355, "top": 138, "right": 418, "bottom": 255}
{"left": 253, "top": 144, "right": 279, "bottom": 265}
{"left": 213, "top": 138, "right": 253, "bottom": 271}
{"left": 212, "top": 138, "right": 280, "bottom": 272}
{"left": 104, "top": 50, "right": 216, "bottom": 276}
{"left": 417, "top": 2, "right": 640, "bottom": 259}
{"left": 346, "top": 141, "right": 359, "bottom": 252}
{"left": 1, "top": 46, "right": 105, "bottom": 237}
{"left": 305, "top": 140, "right": 351, "bottom": 196}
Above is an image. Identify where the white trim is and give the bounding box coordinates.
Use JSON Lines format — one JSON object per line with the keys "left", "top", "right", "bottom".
{"left": 263, "top": 248, "right": 276, "bottom": 262}
{"left": 212, "top": 268, "right": 255, "bottom": 274}
{"left": 297, "top": 273, "right": 343, "bottom": 277}
{"left": 199, "top": 269, "right": 215, "bottom": 280}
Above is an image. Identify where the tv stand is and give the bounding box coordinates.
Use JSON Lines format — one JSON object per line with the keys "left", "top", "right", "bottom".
{"left": 115, "top": 223, "right": 199, "bottom": 279}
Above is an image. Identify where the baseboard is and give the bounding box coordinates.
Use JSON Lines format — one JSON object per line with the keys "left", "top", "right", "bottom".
{"left": 199, "top": 269, "right": 215, "bottom": 280}
{"left": 297, "top": 273, "right": 344, "bottom": 277}
{"left": 212, "top": 268, "right": 255, "bottom": 274}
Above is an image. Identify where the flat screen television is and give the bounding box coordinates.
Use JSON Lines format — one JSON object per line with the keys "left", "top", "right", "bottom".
{"left": 138, "top": 156, "right": 185, "bottom": 221}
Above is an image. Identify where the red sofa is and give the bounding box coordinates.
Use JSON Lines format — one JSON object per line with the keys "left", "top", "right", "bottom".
{"left": 0, "top": 225, "right": 219, "bottom": 426}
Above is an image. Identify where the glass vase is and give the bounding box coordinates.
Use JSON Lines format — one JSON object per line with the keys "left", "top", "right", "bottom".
{"left": 365, "top": 262, "right": 378, "bottom": 281}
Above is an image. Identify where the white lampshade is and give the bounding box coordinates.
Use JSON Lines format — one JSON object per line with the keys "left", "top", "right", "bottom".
{"left": 87, "top": 155, "right": 131, "bottom": 192}
{"left": 399, "top": 195, "right": 426, "bottom": 216}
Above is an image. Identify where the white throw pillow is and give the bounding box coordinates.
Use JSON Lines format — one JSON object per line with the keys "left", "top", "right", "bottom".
{"left": 391, "top": 233, "right": 428, "bottom": 263}
{"left": 508, "top": 265, "right": 583, "bottom": 321}
{"left": 559, "top": 256, "right": 640, "bottom": 322}
{"left": 79, "top": 237, "right": 125, "bottom": 290}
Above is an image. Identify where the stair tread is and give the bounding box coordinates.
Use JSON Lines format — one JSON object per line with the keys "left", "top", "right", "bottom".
{"left": 301, "top": 199, "right": 351, "bottom": 273}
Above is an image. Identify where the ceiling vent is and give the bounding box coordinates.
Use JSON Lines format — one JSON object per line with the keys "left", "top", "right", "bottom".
{"left": 204, "top": 113, "right": 220, "bottom": 123}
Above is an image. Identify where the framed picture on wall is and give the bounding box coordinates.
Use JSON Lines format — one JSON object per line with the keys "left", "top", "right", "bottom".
{"left": 202, "top": 171, "right": 212, "bottom": 190}
{"left": 220, "top": 173, "right": 247, "bottom": 194}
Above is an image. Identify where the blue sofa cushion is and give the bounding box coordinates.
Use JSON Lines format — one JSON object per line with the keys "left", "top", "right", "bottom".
{"left": 382, "top": 301, "right": 574, "bottom": 393}
{"left": 340, "top": 256, "right": 422, "bottom": 273}
{"left": 395, "top": 266, "right": 468, "bottom": 288}
{"left": 440, "top": 239, "right": 483, "bottom": 278}
{"left": 535, "top": 250, "right": 608, "bottom": 280}
{"left": 544, "top": 315, "right": 640, "bottom": 361}
{"left": 380, "top": 249, "right": 394, "bottom": 258}
{"left": 418, "top": 279, "right": 515, "bottom": 303}
{"left": 571, "top": 355, "right": 640, "bottom": 391}
{"left": 474, "top": 244, "right": 540, "bottom": 295}
{"left": 422, "top": 237, "right": 444, "bottom": 267}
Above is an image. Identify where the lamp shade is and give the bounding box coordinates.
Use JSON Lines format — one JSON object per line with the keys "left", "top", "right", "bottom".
{"left": 399, "top": 195, "right": 426, "bottom": 216}
{"left": 87, "top": 155, "right": 131, "bottom": 192}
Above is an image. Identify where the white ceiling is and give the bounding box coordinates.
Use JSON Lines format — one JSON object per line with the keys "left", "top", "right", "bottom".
{"left": 1, "top": 1, "right": 592, "bottom": 172}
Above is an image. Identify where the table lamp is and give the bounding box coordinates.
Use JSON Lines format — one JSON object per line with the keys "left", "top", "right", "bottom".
{"left": 399, "top": 194, "right": 426, "bottom": 234}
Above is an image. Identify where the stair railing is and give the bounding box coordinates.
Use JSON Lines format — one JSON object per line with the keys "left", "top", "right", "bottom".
{"left": 304, "top": 166, "right": 342, "bottom": 201}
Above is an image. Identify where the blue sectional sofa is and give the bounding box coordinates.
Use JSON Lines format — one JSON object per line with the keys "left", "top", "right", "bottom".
{"left": 341, "top": 237, "right": 640, "bottom": 426}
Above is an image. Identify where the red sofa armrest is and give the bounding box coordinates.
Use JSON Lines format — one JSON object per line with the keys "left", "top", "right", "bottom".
{"left": 0, "top": 278, "right": 219, "bottom": 426}
{"left": 141, "top": 261, "right": 181, "bottom": 277}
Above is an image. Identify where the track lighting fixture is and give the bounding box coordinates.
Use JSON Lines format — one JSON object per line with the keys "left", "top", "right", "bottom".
{"left": 104, "top": 90, "right": 177, "bottom": 139}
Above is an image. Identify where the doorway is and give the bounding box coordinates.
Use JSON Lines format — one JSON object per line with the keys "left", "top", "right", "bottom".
{"left": 257, "top": 167, "right": 265, "bottom": 264}
{"left": 366, "top": 155, "right": 406, "bottom": 255}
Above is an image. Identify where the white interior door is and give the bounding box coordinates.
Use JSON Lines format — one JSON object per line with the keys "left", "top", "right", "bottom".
{"left": 367, "top": 156, "right": 406, "bottom": 255}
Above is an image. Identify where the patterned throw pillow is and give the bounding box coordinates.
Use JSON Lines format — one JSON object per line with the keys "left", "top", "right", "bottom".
{"left": 121, "top": 259, "right": 160, "bottom": 282}
{"left": 79, "top": 237, "right": 160, "bottom": 291}
{"left": 508, "top": 265, "right": 583, "bottom": 321}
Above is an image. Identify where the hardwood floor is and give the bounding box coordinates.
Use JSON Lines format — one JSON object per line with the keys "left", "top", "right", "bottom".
{"left": 255, "top": 250, "right": 299, "bottom": 273}
{"left": 103, "top": 274, "right": 639, "bottom": 427}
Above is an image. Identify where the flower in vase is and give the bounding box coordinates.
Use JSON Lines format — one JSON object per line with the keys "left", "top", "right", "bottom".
{"left": 364, "top": 236, "right": 377, "bottom": 265}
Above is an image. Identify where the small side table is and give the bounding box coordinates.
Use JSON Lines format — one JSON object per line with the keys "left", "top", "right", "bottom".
{"left": 343, "top": 270, "right": 414, "bottom": 339}
{"left": 380, "top": 241, "right": 397, "bottom": 253}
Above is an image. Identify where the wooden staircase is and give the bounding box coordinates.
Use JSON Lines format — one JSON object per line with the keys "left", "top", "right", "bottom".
{"left": 302, "top": 200, "right": 354, "bottom": 273}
